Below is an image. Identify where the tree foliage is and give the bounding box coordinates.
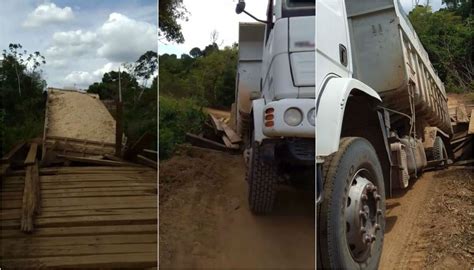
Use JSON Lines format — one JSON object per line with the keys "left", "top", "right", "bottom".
{"left": 87, "top": 51, "right": 158, "bottom": 149}
{"left": 159, "top": 43, "right": 238, "bottom": 108}
{"left": 408, "top": 5, "right": 473, "bottom": 92}
{"left": 159, "top": 0, "right": 188, "bottom": 43}
{"left": 0, "top": 43, "right": 47, "bottom": 155}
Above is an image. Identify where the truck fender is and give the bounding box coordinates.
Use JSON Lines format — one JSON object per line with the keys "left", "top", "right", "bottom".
{"left": 316, "top": 78, "right": 382, "bottom": 157}
{"left": 252, "top": 98, "right": 267, "bottom": 143}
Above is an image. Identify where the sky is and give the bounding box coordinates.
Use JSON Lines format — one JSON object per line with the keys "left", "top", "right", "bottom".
{"left": 158, "top": 0, "right": 444, "bottom": 57}
{"left": 0, "top": 0, "right": 157, "bottom": 89}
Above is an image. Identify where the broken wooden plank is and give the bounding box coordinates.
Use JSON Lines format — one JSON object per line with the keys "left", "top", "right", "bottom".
{"left": 185, "top": 133, "right": 229, "bottom": 151}
{"left": 220, "top": 122, "right": 242, "bottom": 144}
{"left": 209, "top": 114, "right": 224, "bottom": 132}
{"left": 46, "top": 136, "right": 115, "bottom": 147}
{"left": 57, "top": 155, "right": 139, "bottom": 167}
{"left": 1, "top": 141, "right": 26, "bottom": 164}
{"left": 469, "top": 109, "right": 474, "bottom": 135}
{"left": 222, "top": 135, "right": 240, "bottom": 149}
{"left": 136, "top": 155, "right": 157, "bottom": 169}
{"left": 24, "top": 143, "right": 38, "bottom": 166}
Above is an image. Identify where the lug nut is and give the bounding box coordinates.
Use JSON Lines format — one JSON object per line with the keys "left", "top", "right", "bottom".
{"left": 374, "top": 224, "right": 381, "bottom": 231}
{"left": 360, "top": 227, "right": 366, "bottom": 233}
{"left": 377, "top": 209, "right": 383, "bottom": 215}
{"left": 364, "top": 235, "right": 371, "bottom": 244}
{"left": 371, "top": 234, "right": 376, "bottom": 242}
{"left": 375, "top": 194, "right": 381, "bottom": 201}
{"left": 361, "top": 194, "right": 368, "bottom": 201}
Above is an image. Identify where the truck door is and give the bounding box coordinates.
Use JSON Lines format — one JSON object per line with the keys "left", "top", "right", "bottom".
{"left": 316, "top": 0, "right": 352, "bottom": 93}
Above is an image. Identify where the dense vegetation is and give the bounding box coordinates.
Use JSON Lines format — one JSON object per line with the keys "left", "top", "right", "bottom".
{"left": 408, "top": 0, "right": 473, "bottom": 92}
{"left": 87, "top": 51, "right": 158, "bottom": 150}
{"left": 158, "top": 43, "right": 238, "bottom": 158}
{"left": 0, "top": 43, "right": 47, "bottom": 155}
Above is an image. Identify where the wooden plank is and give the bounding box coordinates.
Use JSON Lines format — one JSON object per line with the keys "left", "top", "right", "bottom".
{"left": 1, "top": 141, "right": 26, "bottom": 163}
{"left": 209, "top": 114, "right": 224, "bottom": 132}
{"left": 221, "top": 122, "right": 242, "bottom": 143}
{"left": 185, "top": 133, "right": 228, "bottom": 151}
{"left": 469, "top": 109, "right": 474, "bottom": 134}
{"left": 136, "top": 155, "right": 157, "bottom": 169}
{"left": 456, "top": 104, "right": 469, "bottom": 123}
{"left": 57, "top": 155, "right": 140, "bottom": 167}
{"left": 0, "top": 252, "right": 157, "bottom": 269}
{"left": 222, "top": 135, "right": 240, "bottom": 149}
{"left": 20, "top": 163, "right": 39, "bottom": 232}
{"left": 24, "top": 143, "right": 38, "bottom": 166}
{"left": 142, "top": 149, "right": 157, "bottom": 155}
{"left": 1, "top": 224, "right": 156, "bottom": 238}
{"left": 104, "top": 154, "right": 125, "bottom": 162}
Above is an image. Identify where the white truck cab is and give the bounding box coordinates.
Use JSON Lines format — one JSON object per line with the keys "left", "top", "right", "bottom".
{"left": 234, "top": 0, "right": 315, "bottom": 215}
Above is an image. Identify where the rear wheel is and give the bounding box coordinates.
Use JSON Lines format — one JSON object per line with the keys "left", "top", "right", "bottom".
{"left": 318, "top": 137, "right": 385, "bottom": 270}
{"left": 432, "top": 136, "right": 448, "bottom": 166}
{"left": 247, "top": 135, "right": 279, "bottom": 215}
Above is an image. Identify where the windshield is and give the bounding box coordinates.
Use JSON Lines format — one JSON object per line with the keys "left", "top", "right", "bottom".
{"left": 283, "top": 0, "right": 315, "bottom": 17}
{"left": 286, "top": 0, "right": 315, "bottom": 8}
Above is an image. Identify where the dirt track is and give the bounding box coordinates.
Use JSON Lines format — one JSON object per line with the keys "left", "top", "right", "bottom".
{"left": 159, "top": 146, "right": 315, "bottom": 269}
{"left": 159, "top": 146, "right": 472, "bottom": 269}
{"left": 380, "top": 167, "right": 473, "bottom": 270}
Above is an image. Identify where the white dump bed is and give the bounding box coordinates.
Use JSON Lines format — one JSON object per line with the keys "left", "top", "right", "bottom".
{"left": 346, "top": 0, "right": 452, "bottom": 135}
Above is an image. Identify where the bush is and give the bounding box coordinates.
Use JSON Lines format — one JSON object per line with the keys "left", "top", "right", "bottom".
{"left": 159, "top": 95, "right": 206, "bottom": 159}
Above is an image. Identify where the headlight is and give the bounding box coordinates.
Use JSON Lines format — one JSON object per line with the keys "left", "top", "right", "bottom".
{"left": 284, "top": 108, "right": 303, "bottom": 126}
{"left": 307, "top": 108, "right": 315, "bottom": 126}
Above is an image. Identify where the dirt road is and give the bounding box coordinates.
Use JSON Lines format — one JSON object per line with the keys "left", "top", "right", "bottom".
{"left": 160, "top": 146, "right": 472, "bottom": 269}
{"left": 380, "top": 167, "right": 473, "bottom": 270}
{"left": 159, "top": 146, "right": 315, "bottom": 269}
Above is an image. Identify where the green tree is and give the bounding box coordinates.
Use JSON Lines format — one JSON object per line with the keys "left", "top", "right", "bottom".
{"left": 409, "top": 6, "right": 473, "bottom": 92}
{"left": 159, "top": 0, "right": 188, "bottom": 43}
{"left": 0, "top": 43, "right": 47, "bottom": 155}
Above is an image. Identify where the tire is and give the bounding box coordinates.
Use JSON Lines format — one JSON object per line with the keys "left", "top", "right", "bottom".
{"left": 432, "top": 136, "right": 448, "bottom": 165}
{"left": 247, "top": 139, "right": 278, "bottom": 215}
{"left": 318, "top": 137, "right": 386, "bottom": 270}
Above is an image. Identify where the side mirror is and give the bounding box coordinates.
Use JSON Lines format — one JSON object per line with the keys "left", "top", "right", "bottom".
{"left": 235, "top": 0, "right": 246, "bottom": 14}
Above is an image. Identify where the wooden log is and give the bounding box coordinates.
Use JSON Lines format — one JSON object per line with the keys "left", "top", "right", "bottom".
{"left": 24, "top": 143, "right": 38, "bottom": 166}
{"left": 136, "top": 155, "right": 157, "bottom": 169}
{"left": 57, "top": 155, "right": 140, "bottom": 167}
{"left": 185, "top": 133, "right": 229, "bottom": 152}
{"left": 20, "top": 163, "right": 39, "bottom": 233}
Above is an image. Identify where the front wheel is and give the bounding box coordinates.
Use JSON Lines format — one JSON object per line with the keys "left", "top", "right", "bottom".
{"left": 247, "top": 137, "right": 279, "bottom": 215}
{"left": 318, "top": 137, "right": 385, "bottom": 270}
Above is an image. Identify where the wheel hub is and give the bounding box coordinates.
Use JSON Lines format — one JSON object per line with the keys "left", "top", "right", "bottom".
{"left": 345, "top": 170, "right": 383, "bottom": 262}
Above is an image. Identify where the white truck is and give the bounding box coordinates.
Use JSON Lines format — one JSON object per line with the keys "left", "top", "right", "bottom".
{"left": 235, "top": 0, "right": 452, "bottom": 269}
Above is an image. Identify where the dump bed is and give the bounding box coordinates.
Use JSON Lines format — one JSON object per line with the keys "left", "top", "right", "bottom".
{"left": 346, "top": 0, "right": 452, "bottom": 135}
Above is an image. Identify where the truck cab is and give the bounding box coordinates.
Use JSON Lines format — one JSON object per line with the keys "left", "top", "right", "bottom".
{"left": 234, "top": 0, "right": 315, "bottom": 214}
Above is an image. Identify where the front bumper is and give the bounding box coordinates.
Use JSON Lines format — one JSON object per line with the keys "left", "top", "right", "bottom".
{"left": 262, "top": 99, "right": 315, "bottom": 138}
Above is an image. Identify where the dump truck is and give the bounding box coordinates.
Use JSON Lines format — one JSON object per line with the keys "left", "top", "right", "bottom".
{"left": 235, "top": 0, "right": 453, "bottom": 269}
{"left": 315, "top": 0, "right": 452, "bottom": 269}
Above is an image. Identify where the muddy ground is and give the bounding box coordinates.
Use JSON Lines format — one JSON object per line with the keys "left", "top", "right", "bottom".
{"left": 159, "top": 145, "right": 472, "bottom": 269}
